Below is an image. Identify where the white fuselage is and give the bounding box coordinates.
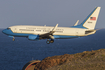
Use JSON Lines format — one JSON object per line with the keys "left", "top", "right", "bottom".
{"left": 9, "top": 25, "right": 94, "bottom": 37}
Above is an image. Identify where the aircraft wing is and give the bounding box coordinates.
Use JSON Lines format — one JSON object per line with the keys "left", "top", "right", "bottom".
{"left": 39, "top": 24, "right": 58, "bottom": 39}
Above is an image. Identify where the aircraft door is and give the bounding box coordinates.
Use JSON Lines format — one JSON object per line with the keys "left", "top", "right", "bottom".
{"left": 14, "top": 28, "right": 17, "bottom": 33}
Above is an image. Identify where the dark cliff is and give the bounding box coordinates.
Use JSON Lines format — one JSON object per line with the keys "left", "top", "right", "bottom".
{"left": 23, "top": 49, "right": 105, "bottom": 70}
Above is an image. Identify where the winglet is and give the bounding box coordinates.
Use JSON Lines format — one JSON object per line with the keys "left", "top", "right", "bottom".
{"left": 52, "top": 24, "right": 58, "bottom": 31}
{"left": 74, "top": 20, "right": 79, "bottom": 26}
{"left": 50, "top": 24, "right": 58, "bottom": 34}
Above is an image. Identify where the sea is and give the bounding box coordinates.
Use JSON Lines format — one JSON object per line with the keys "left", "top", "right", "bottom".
{"left": 0, "top": 29, "right": 105, "bottom": 70}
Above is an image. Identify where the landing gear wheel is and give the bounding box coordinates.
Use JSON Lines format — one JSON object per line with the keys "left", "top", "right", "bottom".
{"left": 50, "top": 39, "right": 54, "bottom": 43}
{"left": 46, "top": 39, "right": 50, "bottom": 44}
{"left": 12, "top": 38, "right": 15, "bottom": 41}
{"left": 12, "top": 36, "right": 15, "bottom": 41}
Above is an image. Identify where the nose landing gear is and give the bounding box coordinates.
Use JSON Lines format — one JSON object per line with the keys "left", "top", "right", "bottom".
{"left": 12, "top": 36, "right": 15, "bottom": 41}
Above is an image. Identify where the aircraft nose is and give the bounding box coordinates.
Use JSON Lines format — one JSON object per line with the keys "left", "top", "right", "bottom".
{"left": 2, "top": 28, "right": 13, "bottom": 35}
{"left": 2, "top": 29, "right": 7, "bottom": 34}
{"left": 2, "top": 29, "right": 10, "bottom": 35}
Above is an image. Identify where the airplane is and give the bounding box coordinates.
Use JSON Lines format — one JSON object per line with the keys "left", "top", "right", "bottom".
{"left": 2, "top": 7, "right": 101, "bottom": 44}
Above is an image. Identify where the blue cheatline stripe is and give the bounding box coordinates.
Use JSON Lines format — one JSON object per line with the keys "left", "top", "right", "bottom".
{"left": 54, "top": 35, "right": 78, "bottom": 39}
{"left": 71, "top": 7, "right": 97, "bottom": 29}
{"left": 3, "top": 29, "right": 79, "bottom": 39}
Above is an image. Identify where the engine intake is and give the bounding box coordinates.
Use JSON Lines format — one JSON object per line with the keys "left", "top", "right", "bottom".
{"left": 28, "top": 35, "right": 39, "bottom": 40}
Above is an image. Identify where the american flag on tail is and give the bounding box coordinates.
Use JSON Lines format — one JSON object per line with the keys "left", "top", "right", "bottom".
{"left": 90, "top": 17, "right": 96, "bottom": 20}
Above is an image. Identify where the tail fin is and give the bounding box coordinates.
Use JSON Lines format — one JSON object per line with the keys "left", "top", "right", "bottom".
{"left": 82, "top": 7, "right": 101, "bottom": 29}
{"left": 73, "top": 7, "right": 101, "bottom": 29}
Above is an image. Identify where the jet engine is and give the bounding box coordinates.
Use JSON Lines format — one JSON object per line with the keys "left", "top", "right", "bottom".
{"left": 28, "top": 35, "right": 40, "bottom": 40}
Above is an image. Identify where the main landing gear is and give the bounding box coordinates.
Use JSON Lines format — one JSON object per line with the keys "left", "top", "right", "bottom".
{"left": 46, "top": 39, "right": 54, "bottom": 44}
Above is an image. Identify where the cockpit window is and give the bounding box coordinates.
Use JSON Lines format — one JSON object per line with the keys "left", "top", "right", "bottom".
{"left": 7, "top": 28, "right": 10, "bottom": 30}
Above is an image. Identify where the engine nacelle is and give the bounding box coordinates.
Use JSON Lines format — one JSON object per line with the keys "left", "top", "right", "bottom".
{"left": 28, "top": 35, "right": 39, "bottom": 40}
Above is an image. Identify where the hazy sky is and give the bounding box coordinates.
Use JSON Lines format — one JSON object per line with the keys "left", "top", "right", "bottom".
{"left": 0, "top": 0, "right": 105, "bottom": 28}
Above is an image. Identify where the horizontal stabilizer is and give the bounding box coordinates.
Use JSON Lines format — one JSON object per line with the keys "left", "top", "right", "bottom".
{"left": 85, "top": 30, "right": 96, "bottom": 34}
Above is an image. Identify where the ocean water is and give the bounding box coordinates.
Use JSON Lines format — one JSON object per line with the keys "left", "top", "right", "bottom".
{"left": 0, "top": 29, "right": 105, "bottom": 70}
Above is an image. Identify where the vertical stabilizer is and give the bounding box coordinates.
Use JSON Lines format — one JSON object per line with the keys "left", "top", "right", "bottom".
{"left": 82, "top": 7, "right": 101, "bottom": 29}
